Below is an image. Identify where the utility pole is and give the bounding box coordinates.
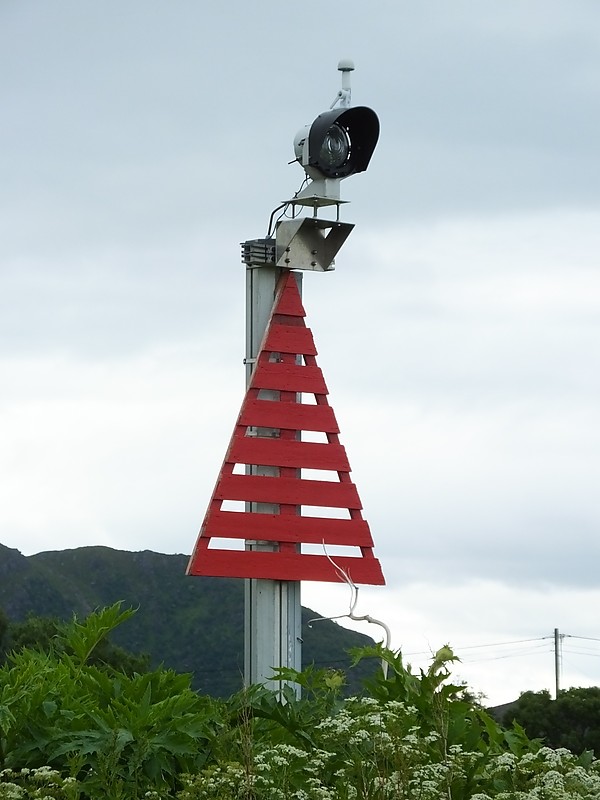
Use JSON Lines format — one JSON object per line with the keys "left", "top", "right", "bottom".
{"left": 554, "top": 627, "right": 561, "bottom": 699}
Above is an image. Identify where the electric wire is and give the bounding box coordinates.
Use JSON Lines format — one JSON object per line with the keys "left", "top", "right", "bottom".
{"left": 193, "top": 640, "right": 600, "bottom": 694}
{"left": 404, "top": 636, "right": 549, "bottom": 658}
{"left": 566, "top": 635, "right": 600, "bottom": 643}
{"left": 194, "top": 633, "right": 600, "bottom": 686}
{"left": 562, "top": 647, "right": 600, "bottom": 658}
{"left": 452, "top": 636, "right": 551, "bottom": 651}
{"left": 265, "top": 176, "right": 311, "bottom": 238}
{"left": 266, "top": 202, "right": 289, "bottom": 239}
{"left": 399, "top": 632, "right": 599, "bottom": 693}
{"left": 461, "top": 648, "right": 553, "bottom": 665}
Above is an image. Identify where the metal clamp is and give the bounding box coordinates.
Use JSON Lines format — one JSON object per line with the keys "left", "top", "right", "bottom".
{"left": 275, "top": 217, "right": 354, "bottom": 272}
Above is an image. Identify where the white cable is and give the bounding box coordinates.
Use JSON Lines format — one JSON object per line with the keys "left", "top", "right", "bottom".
{"left": 307, "top": 543, "right": 392, "bottom": 678}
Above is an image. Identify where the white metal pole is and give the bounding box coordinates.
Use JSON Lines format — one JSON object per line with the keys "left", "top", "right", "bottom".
{"left": 554, "top": 627, "right": 561, "bottom": 699}
{"left": 244, "top": 263, "right": 302, "bottom": 693}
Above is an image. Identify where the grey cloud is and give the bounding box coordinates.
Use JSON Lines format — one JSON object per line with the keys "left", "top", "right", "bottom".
{"left": 2, "top": 0, "right": 600, "bottom": 268}
{"left": 1, "top": 0, "right": 599, "bottom": 677}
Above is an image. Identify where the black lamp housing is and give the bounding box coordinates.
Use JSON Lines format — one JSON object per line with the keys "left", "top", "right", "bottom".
{"left": 307, "top": 106, "right": 379, "bottom": 179}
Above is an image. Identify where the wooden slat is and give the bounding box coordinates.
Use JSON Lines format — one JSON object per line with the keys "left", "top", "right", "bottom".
{"left": 203, "top": 510, "right": 374, "bottom": 546}
{"left": 215, "top": 474, "right": 362, "bottom": 509}
{"left": 264, "top": 325, "right": 317, "bottom": 356}
{"left": 187, "top": 549, "right": 385, "bottom": 585}
{"left": 228, "top": 437, "right": 349, "bottom": 471}
{"left": 250, "top": 363, "right": 327, "bottom": 394}
{"left": 274, "top": 274, "right": 305, "bottom": 317}
{"left": 239, "top": 399, "right": 338, "bottom": 432}
{"left": 186, "top": 270, "right": 386, "bottom": 586}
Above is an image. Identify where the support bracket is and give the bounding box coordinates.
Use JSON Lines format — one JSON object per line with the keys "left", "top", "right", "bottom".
{"left": 275, "top": 217, "right": 354, "bottom": 272}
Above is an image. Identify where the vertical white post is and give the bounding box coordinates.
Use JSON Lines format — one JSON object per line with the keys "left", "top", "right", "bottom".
{"left": 244, "top": 263, "right": 302, "bottom": 693}
{"left": 554, "top": 627, "right": 561, "bottom": 699}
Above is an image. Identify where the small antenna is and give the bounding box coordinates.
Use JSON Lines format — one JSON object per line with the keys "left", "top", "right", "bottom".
{"left": 330, "top": 58, "right": 355, "bottom": 109}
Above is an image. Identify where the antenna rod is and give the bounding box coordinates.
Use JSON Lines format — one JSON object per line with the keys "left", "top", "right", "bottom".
{"left": 330, "top": 58, "right": 355, "bottom": 109}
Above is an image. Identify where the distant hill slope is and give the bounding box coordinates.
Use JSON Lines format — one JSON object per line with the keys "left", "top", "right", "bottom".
{"left": 0, "top": 543, "right": 377, "bottom": 696}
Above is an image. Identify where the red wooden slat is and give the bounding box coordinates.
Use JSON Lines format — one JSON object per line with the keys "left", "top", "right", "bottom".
{"left": 187, "top": 549, "right": 385, "bottom": 584}
{"left": 228, "top": 437, "right": 350, "bottom": 471}
{"left": 274, "top": 274, "right": 306, "bottom": 317}
{"left": 187, "top": 268, "right": 385, "bottom": 586}
{"left": 239, "top": 400, "right": 339, "bottom": 432}
{"left": 263, "top": 324, "right": 317, "bottom": 356}
{"left": 250, "top": 363, "right": 327, "bottom": 394}
{"left": 215, "top": 474, "right": 362, "bottom": 509}
{"left": 203, "top": 510, "right": 374, "bottom": 546}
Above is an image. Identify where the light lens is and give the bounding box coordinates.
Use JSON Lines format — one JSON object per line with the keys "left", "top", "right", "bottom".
{"left": 319, "top": 123, "right": 350, "bottom": 169}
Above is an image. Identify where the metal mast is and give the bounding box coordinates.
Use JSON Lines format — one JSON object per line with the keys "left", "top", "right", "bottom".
{"left": 241, "top": 61, "right": 379, "bottom": 691}
{"left": 243, "top": 263, "right": 302, "bottom": 690}
{"left": 187, "top": 61, "right": 381, "bottom": 695}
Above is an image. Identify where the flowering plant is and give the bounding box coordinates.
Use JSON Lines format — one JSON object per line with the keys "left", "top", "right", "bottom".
{"left": 2, "top": 610, "right": 599, "bottom": 799}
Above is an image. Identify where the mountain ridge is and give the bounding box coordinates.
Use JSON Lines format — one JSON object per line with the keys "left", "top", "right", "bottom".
{"left": 0, "top": 543, "right": 377, "bottom": 695}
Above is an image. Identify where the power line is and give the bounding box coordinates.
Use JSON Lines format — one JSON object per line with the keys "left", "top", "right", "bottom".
{"left": 566, "top": 635, "right": 600, "bottom": 644}
{"left": 562, "top": 647, "right": 600, "bottom": 658}
{"left": 462, "top": 650, "right": 552, "bottom": 665}
{"left": 404, "top": 634, "right": 600, "bottom": 660}
{"left": 404, "top": 636, "right": 549, "bottom": 658}
{"left": 456, "top": 636, "right": 552, "bottom": 651}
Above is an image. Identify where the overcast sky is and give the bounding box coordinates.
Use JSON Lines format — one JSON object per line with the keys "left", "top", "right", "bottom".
{"left": 1, "top": 0, "right": 600, "bottom": 705}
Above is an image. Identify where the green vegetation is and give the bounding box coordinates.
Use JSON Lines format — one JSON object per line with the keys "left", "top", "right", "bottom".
{"left": 1, "top": 604, "right": 599, "bottom": 800}
{"left": 0, "top": 612, "right": 150, "bottom": 676}
{"left": 0, "top": 604, "right": 219, "bottom": 798}
{"left": 505, "top": 686, "right": 600, "bottom": 758}
{"left": 0, "top": 544, "right": 376, "bottom": 696}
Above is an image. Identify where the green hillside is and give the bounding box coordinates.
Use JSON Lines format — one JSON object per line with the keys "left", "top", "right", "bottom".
{"left": 0, "top": 543, "right": 376, "bottom": 695}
